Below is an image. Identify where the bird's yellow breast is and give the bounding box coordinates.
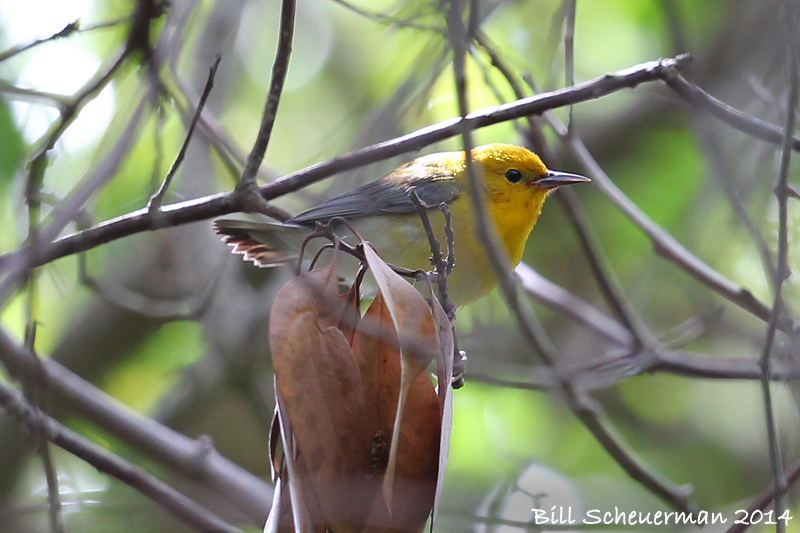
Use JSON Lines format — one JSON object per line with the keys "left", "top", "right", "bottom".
{"left": 353, "top": 176, "right": 548, "bottom": 306}
{"left": 485, "top": 179, "right": 550, "bottom": 266}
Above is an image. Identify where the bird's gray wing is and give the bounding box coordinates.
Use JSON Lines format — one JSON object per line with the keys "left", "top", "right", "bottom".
{"left": 289, "top": 163, "right": 461, "bottom": 225}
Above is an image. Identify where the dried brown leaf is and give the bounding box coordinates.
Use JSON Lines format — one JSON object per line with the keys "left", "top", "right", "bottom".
{"left": 361, "top": 245, "right": 440, "bottom": 511}
{"left": 362, "top": 245, "right": 439, "bottom": 376}
{"left": 268, "top": 253, "right": 446, "bottom": 533}
{"left": 353, "top": 293, "right": 440, "bottom": 532}
{"left": 269, "top": 264, "right": 372, "bottom": 531}
{"left": 337, "top": 280, "right": 361, "bottom": 346}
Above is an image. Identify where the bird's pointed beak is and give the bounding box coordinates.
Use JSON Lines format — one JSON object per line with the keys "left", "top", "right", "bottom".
{"left": 537, "top": 170, "right": 591, "bottom": 189}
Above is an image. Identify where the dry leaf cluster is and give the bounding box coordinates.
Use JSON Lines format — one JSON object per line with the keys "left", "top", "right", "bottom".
{"left": 266, "top": 241, "right": 454, "bottom": 533}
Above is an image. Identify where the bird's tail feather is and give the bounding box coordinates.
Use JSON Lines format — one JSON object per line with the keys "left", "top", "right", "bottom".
{"left": 213, "top": 219, "right": 305, "bottom": 268}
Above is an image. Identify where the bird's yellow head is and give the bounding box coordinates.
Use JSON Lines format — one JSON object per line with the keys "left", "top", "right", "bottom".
{"left": 460, "top": 143, "right": 589, "bottom": 266}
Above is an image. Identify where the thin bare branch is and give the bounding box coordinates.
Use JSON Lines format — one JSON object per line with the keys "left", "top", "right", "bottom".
{"left": 235, "top": 0, "right": 296, "bottom": 215}
{"left": 651, "top": 350, "right": 800, "bottom": 382}
{"left": 725, "top": 456, "right": 800, "bottom": 533}
{"left": 473, "top": 34, "right": 657, "bottom": 356}
{"left": 516, "top": 263, "right": 634, "bottom": 348}
{"left": 557, "top": 189, "right": 653, "bottom": 349}
{"left": 0, "top": 0, "right": 203, "bottom": 303}
{"left": 470, "top": 348, "right": 800, "bottom": 395}
{"left": 0, "top": 15, "right": 135, "bottom": 64}
{"left": 0, "top": 380, "right": 246, "bottom": 533}
{"left": 329, "top": 0, "right": 445, "bottom": 34}
{"left": 0, "top": 328, "right": 273, "bottom": 523}
{"left": 472, "top": 32, "right": 653, "bottom": 351}
{"left": 0, "top": 81, "right": 70, "bottom": 107}
{"left": 172, "top": 80, "right": 238, "bottom": 175}
{"left": 0, "top": 55, "right": 693, "bottom": 275}
{"left": 666, "top": 73, "right": 800, "bottom": 151}
{"left": 662, "top": 0, "right": 777, "bottom": 289}
{"left": 406, "top": 189, "right": 456, "bottom": 316}
{"left": 30, "top": 49, "right": 130, "bottom": 163}
{"left": 21, "top": 324, "right": 65, "bottom": 533}
{"left": 451, "top": 0, "right": 696, "bottom": 516}
{"left": 0, "top": 98, "right": 149, "bottom": 304}
{"left": 149, "top": 56, "right": 222, "bottom": 214}
{"left": 694, "top": 120, "right": 778, "bottom": 285}
{"left": 261, "top": 55, "right": 691, "bottom": 201}
{"left": 0, "top": 21, "right": 79, "bottom": 63}
{"left": 564, "top": 0, "right": 576, "bottom": 132}
{"left": 566, "top": 134, "right": 797, "bottom": 336}
{"left": 756, "top": 5, "right": 800, "bottom": 528}
{"left": 77, "top": 253, "right": 223, "bottom": 320}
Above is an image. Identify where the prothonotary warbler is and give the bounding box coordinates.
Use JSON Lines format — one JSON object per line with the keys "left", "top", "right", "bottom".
{"left": 215, "top": 143, "right": 590, "bottom": 307}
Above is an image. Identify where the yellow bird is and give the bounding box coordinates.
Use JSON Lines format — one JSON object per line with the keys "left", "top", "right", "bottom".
{"left": 215, "top": 144, "right": 589, "bottom": 307}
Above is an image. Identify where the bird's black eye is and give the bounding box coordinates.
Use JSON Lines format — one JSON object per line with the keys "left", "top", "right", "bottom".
{"left": 505, "top": 169, "right": 523, "bottom": 183}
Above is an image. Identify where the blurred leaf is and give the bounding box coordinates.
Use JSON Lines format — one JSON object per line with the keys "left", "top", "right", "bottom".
{"left": 0, "top": 98, "right": 24, "bottom": 190}
{"left": 102, "top": 320, "right": 204, "bottom": 413}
